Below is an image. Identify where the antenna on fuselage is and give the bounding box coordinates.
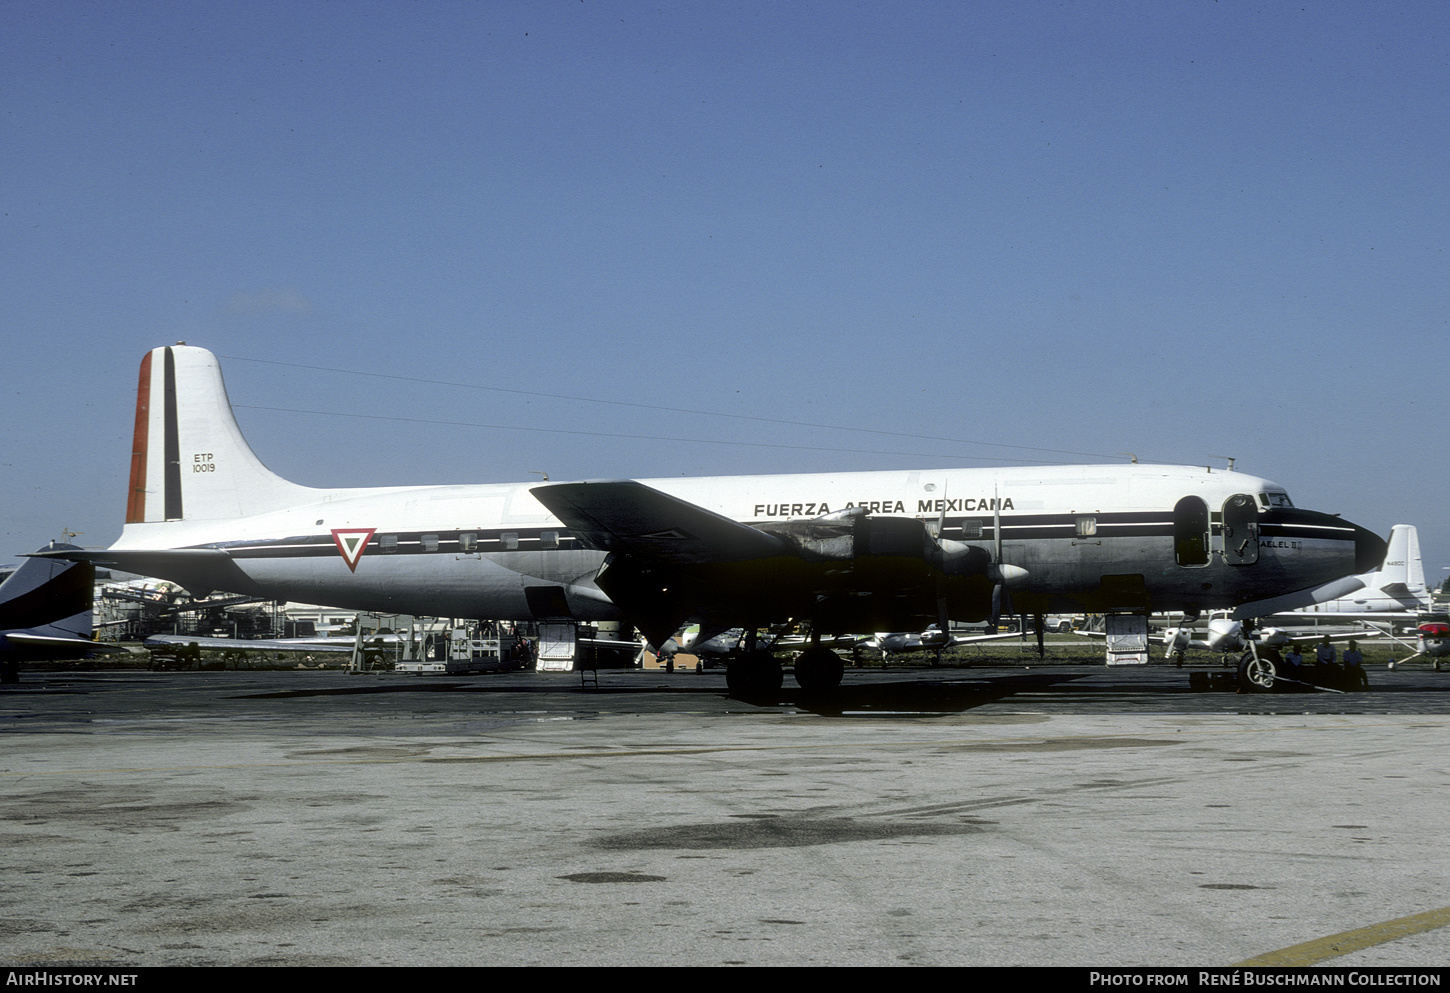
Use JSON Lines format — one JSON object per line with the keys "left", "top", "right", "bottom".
{"left": 1208, "top": 455, "right": 1237, "bottom": 471}
{"left": 1116, "top": 453, "right": 1138, "bottom": 464}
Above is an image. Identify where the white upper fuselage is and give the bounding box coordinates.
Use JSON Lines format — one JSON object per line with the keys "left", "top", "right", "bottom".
{"left": 116, "top": 458, "right": 1293, "bottom": 553}
{"left": 114, "top": 463, "right": 1282, "bottom": 552}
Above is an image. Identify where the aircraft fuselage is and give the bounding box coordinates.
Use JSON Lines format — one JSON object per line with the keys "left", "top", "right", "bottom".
{"left": 109, "top": 464, "right": 1377, "bottom": 631}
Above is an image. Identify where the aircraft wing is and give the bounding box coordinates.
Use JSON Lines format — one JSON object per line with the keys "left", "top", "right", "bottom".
{"left": 144, "top": 634, "right": 356, "bottom": 653}
{"left": 948, "top": 630, "right": 1034, "bottom": 646}
{"left": 576, "top": 636, "right": 646, "bottom": 652}
{"left": 1268, "top": 611, "right": 1419, "bottom": 623}
{"left": 3, "top": 633, "right": 132, "bottom": 655}
{"left": 531, "top": 480, "right": 787, "bottom": 565}
{"left": 1264, "top": 626, "right": 1391, "bottom": 643}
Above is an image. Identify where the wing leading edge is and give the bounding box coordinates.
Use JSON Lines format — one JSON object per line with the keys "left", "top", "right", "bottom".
{"left": 531, "top": 480, "right": 787, "bottom": 564}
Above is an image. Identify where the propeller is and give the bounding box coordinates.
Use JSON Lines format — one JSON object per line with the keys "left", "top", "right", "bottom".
{"left": 990, "top": 483, "right": 1012, "bottom": 627}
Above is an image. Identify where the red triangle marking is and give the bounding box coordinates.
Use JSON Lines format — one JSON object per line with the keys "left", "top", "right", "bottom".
{"left": 331, "top": 528, "right": 376, "bottom": 572}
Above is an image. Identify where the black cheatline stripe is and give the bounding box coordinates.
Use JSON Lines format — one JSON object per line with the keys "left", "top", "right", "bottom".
{"left": 1259, "top": 523, "right": 1357, "bottom": 537}
{"left": 197, "top": 512, "right": 1359, "bottom": 559}
{"left": 215, "top": 529, "right": 581, "bottom": 559}
{"left": 163, "top": 347, "right": 183, "bottom": 521}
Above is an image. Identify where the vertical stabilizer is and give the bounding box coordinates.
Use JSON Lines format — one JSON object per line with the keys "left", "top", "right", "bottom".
{"left": 1372, "top": 525, "right": 1412, "bottom": 589}
{"left": 1363, "top": 525, "right": 1427, "bottom": 605}
{"left": 1401, "top": 525, "right": 1426, "bottom": 595}
{"left": 126, "top": 345, "right": 313, "bottom": 524}
{"left": 0, "top": 542, "right": 94, "bottom": 641}
{"left": 1403, "top": 521, "right": 1426, "bottom": 591}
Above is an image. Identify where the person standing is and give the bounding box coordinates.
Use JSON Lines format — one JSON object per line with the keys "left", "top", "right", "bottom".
{"left": 1343, "top": 639, "right": 1368, "bottom": 689}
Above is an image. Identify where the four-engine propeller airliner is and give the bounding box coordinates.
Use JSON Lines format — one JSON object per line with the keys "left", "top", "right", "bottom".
{"left": 41, "top": 344, "right": 1387, "bottom": 694}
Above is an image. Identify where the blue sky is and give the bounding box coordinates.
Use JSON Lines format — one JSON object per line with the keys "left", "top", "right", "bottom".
{"left": 3, "top": 1, "right": 1446, "bottom": 581}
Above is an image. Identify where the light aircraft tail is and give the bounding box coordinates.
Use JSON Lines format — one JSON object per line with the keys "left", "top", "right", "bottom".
{"left": 1368, "top": 524, "right": 1425, "bottom": 597}
{"left": 126, "top": 344, "right": 312, "bottom": 524}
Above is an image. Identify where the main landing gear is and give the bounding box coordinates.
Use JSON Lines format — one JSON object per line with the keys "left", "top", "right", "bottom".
{"left": 725, "top": 651, "right": 783, "bottom": 698}
{"left": 724, "top": 630, "right": 846, "bottom": 699}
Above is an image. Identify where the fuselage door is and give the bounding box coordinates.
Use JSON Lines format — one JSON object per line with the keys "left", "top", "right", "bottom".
{"left": 1221, "top": 493, "right": 1259, "bottom": 565}
{"left": 1173, "top": 496, "right": 1209, "bottom": 567}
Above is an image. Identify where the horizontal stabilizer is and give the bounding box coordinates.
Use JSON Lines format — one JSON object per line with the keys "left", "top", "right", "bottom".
{"left": 33, "top": 547, "right": 264, "bottom": 599}
{"left": 531, "top": 480, "right": 787, "bottom": 566}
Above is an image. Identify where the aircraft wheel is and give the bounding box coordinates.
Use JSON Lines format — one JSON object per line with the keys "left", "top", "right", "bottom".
{"left": 1237, "top": 653, "right": 1278, "bottom": 693}
{"left": 793, "top": 647, "right": 844, "bottom": 694}
{"left": 1435, "top": 661, "right": 1442, "bottom": 672}
{"left": 1171, "top": 650, "right": 1185, "bottom": 668}
{"left": 726, "top": 652, "right": 783, "bottom": 699}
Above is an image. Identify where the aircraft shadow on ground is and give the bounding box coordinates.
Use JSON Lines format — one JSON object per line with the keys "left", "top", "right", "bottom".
{"left": 764, "top": 671, "right": 1100, "bottom": 715}
{"left": 234, "top": 670, "right": 1100, "bottom": 715}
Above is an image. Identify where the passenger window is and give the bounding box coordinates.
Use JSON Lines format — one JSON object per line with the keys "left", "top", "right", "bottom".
{"left": 1076, "top": 516, "right": 1097, "bottom": 537}
{"left": 501, "top": 532, "right": 519, "bottom": 550}
{"left": 422, "top": 534, "right": 439, "bottom": 552}
{"left": 540, "top": 530, "right": 559, "bottom": 549}
{"left": 459, "top": 532, "right": 477, "bottom": 553}
{"left": 379, "top": 534, "right": 398, "bottom": 554}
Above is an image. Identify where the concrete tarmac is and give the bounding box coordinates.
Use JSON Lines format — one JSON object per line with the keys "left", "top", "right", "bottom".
{"left": 2, "top": 661, "right": 1448, "bottom": 967}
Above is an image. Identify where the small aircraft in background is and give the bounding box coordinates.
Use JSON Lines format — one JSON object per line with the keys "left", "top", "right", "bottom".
{"left": 0, "top": 540, "right": 128, "bottom": 681}
{"left": 859, "top": 625, "right": 1029, "bottom": 664}
{"left": 1386, "top": 613, "right": 1450, "bottom": 671}
{"left": 1080, "top": 612, "right": 1366, "bottom": 666}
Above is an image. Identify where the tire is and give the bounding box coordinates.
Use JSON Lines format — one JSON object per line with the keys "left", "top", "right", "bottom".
{"left": 793, "top": 647, "right": 844, "bottom": 694}
{"left": 1237, "top": 653, "right": 1278, "bottom": 693}
{"left": 726, "top": 652, "right": 783, "bottom": 699}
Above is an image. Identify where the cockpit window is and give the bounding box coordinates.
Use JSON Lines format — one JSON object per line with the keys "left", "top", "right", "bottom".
{"left": 1259, "top": 491, "right": 1294, "bottom": 509}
